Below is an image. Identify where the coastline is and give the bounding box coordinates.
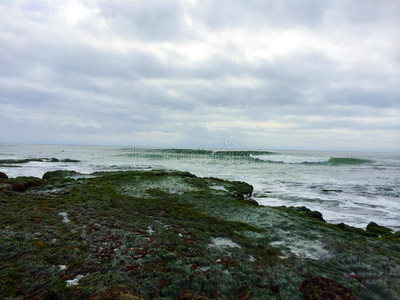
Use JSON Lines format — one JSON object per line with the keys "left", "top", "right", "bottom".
{"left": 1, "top": 170, "right": 399, "bottom": 299}
{"left": 1, "top": 145, "right": 399, "bottom": 232}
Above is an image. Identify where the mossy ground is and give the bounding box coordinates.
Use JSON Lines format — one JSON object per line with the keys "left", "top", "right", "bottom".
{"left": 1, "top": 170, "right": 400, "bottom": 299}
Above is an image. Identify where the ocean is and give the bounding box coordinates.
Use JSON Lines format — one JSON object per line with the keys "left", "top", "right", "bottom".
{"left": 1, "top": 144, "right": 399, "bottom": 231}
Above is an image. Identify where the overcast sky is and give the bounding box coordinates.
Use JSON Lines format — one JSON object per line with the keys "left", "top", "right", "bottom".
{"left": 1, "top": 0, "right": 399, "bottom": 151}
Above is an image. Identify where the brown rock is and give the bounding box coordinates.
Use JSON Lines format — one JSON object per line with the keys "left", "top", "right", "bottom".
{"left": 348, "top": 273, "right": 366, "bottom": 284}
{"left": 89, "top": 286, "right": 142, "bottom": 300}
{"left": 0, "top": 172, "right": 8, "bottom": 179}
{"left": 300, "top": 276, "right": 358, "bottom": 300}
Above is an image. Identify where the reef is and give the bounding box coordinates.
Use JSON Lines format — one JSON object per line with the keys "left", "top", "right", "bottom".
{"left": 0, "top": 158, "right": 81, "bottom": 167}
{"left": 0, "top": 170, "right": 399, "bottom": 299}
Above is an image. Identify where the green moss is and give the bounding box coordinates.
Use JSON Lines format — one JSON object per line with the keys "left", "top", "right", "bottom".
{"left": 366, "top": 222, "right": 393, "bottom": 236}
{"left": 1, "top": 170, "right": 400, "bottom": 299}
{"left": 273, "top": 205, "right": 325, "bottom": 222}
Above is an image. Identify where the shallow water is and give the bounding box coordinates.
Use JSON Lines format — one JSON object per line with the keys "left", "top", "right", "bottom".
{"left": 1, "top": 144, "right": 399, "bottom": 230}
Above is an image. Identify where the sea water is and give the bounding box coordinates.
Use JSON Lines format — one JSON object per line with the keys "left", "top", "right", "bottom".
{"left": 1, "top": 144, "right": 399, "bottom": 230}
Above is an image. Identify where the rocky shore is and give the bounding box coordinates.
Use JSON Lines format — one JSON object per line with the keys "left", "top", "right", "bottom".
{"left": 1, "top": 170, "right": 399, "bottom": 299}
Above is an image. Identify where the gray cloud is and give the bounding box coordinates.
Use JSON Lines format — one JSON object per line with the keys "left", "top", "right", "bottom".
{"left": 0, "top": 0, "right": 399, "bottom": 151}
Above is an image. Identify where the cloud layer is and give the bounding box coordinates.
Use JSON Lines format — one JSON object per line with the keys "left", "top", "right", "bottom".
{"left": 1, "top": 0, "right": 399, "bottom": 151}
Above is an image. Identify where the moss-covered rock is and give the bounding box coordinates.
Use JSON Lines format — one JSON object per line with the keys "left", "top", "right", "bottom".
{"left": 366, "top": 222, "right": 393, "bottom": 236}
{"left": 1, "top": 170, "right": 400, "bottom": 299}
{"left": 274, "top": 205, "right": 325, "bottom": 222}
{"left": 0, "top": 176, "right": 43, "bottom": 192}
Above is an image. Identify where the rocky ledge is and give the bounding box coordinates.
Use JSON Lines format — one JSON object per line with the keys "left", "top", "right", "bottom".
{"left": 1, "top": 170, "right": 399, "bottom": 299}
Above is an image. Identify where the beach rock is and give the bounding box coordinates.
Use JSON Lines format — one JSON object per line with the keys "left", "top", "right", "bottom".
{"left": 2, "top": 169, "right": 400, "bottom": 299}
{"left": 279, "top": 206, "right": 325, "bottom": 222}
{"left": 366, "top": 222, "right": 393, "bottom": 236}
{"left": 1, "top": 176, "right": 43, "bottom": 192}
{"left": 228, "top": 181, "right": 253, "bottom": 199}
{"left": 60, "top": 159, "right": 81, "bottom": 163}
{"left": 243, "top": 199, "right": 259, "bottom": 206}
{"left": 0, "top": 172, "right": 8, "bottom": 179}
{"left": 0, "top": 158, "right": 43, "bottom": 164}
{"left": 42, "top": 170, "right": 79, "bottom": 180}
{"left": 335, "top": 223, "right": 378, "bottom": 238}
{"left": 300, "top": 277, "right": 358, "bottom": 300}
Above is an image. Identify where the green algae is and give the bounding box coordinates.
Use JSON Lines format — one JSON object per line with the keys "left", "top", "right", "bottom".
{"left": 366, "top": 222, "right": 393, "bottom": 236}
{"left": 1, "top": 170, "right": 400, "bottom": 299}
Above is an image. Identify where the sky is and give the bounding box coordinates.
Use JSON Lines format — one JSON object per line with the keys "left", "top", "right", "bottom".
{"left": 1, "top": 0, "right": 399, "bottom": 151}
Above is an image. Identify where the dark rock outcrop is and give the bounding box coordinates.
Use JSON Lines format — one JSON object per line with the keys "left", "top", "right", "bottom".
{"left": 277, "top": 206, "right": 325, "bottom": 222}
{"left": 0, "top": 176, "right": 43, "bottom": 192}
{"left": 60, "top": 159, "right": 81, "bottom": 163}
{"left": 0, "top": 172, "right": 8, "bottom": 179}
{"left": 42, "top": 170, "right": 79, "bottom": 180}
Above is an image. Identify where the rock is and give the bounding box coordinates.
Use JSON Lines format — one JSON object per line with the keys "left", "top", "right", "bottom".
{"left": 300, "top": 277, "right": 358, "bottom": 300}
{"left": 60, "top": 159, "right": 81, "bottom": 163}
{"left": 279, "top": 206, "right": 325, "bottom": 222}
{"left": 42, "top": 170, "right": 79, "bottom": 180}
{"left": 243, "top": 199, "right": 259, "bottom": 206}
{"left": 335, "top": 223, "right": 379, "bottom": 238}
{"left": 310, "top": 210, "right": 324, "bottom": 221}
{"left": 366, "top": 222, "right": 393, "bottom": 236}
{"left": 0, "top": 158, "right": 43, "bottom": 164}
{"left": 0, "top": 172, "right": 8, "bottom": 179}
{"left": 348, "top": 273, "right": 365, "bottom": 284}
{"left": 227, "top": 181, "right": 254, "bottom": 199}
{"left": 0, "top": 177, "right": 43, "bottom": 192}
{"left": 322, "top": 189, "right": 343, "bottom": 193}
